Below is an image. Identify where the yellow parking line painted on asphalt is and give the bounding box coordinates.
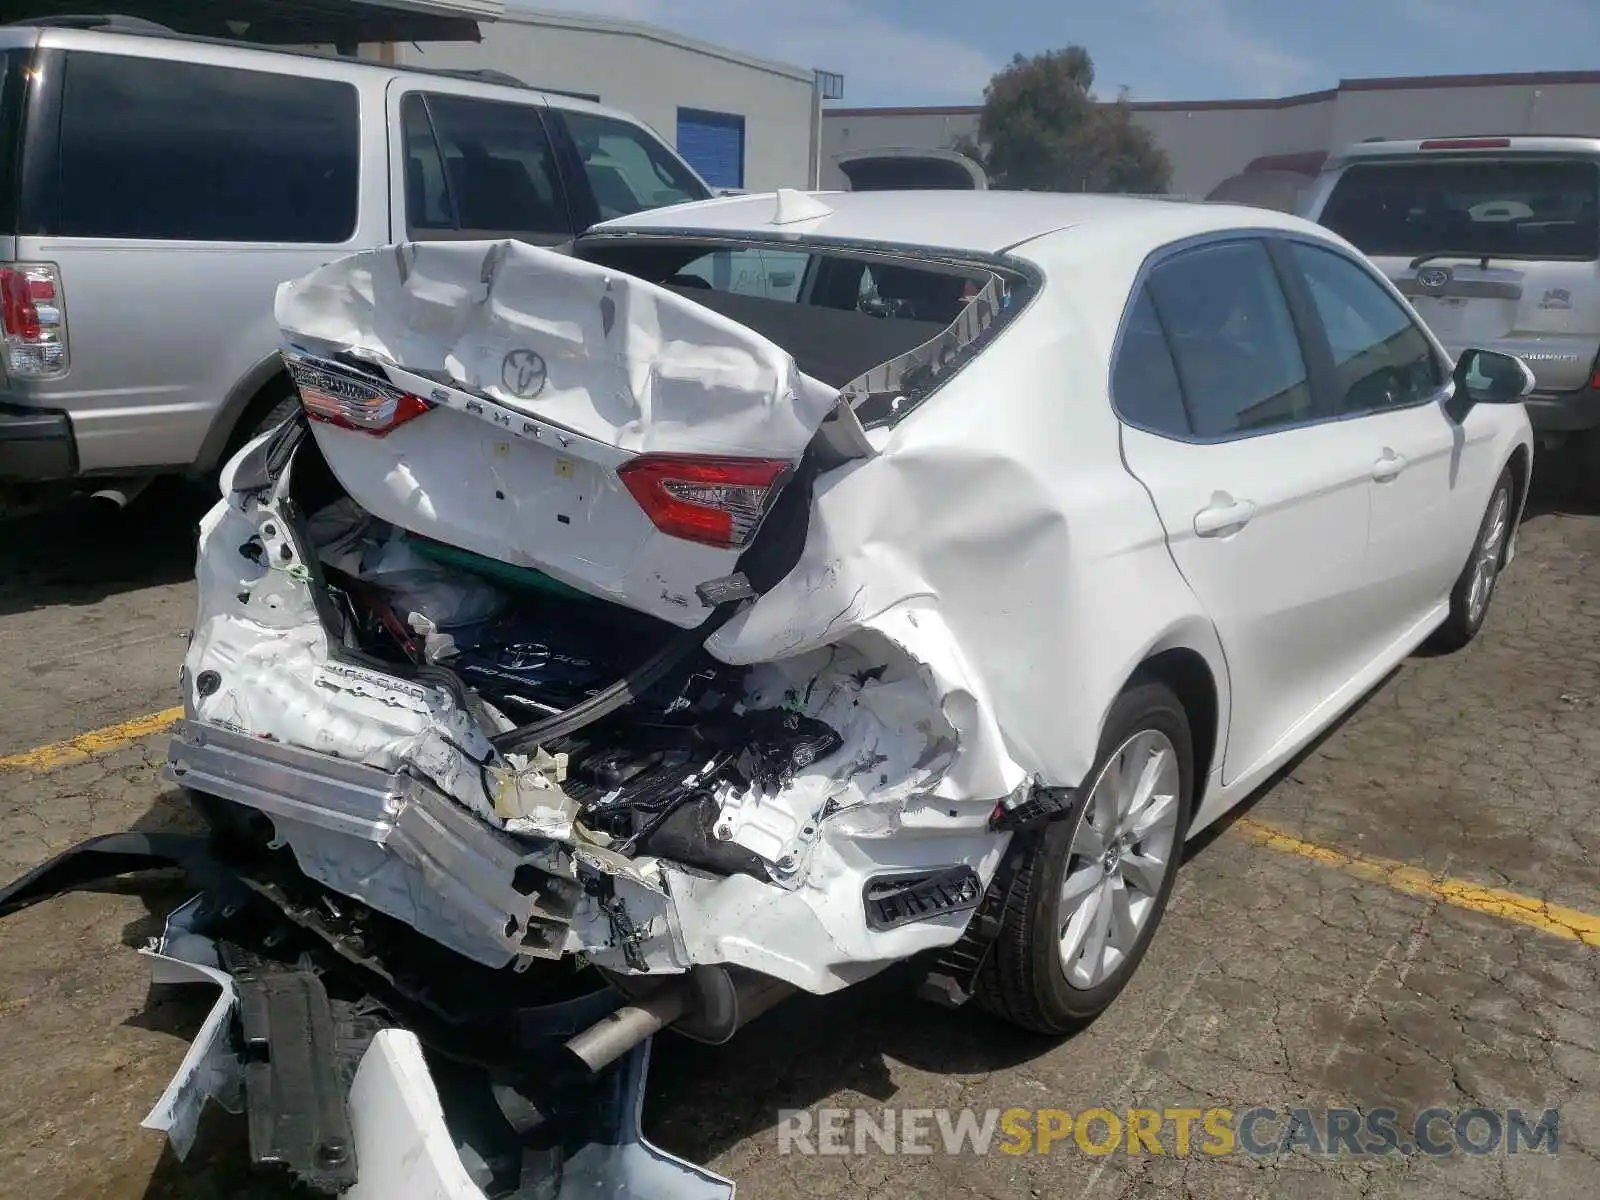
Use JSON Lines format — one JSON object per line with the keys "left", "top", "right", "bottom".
{"left": 0, "top": 706, "right": 184, "bottom": 773}
{"left": 1236, "top": 817, "right": 1600, "bottom": 948}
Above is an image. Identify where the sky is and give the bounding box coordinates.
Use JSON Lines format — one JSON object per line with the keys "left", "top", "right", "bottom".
{"left": 515, "top": 0, "right": 1600, "bottom": 108}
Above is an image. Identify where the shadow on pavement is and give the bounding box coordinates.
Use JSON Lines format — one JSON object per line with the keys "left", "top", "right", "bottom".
{"left": 1523, "top": 443, "right": 1599, "bottom": 520}
{"left": 0, "top": 480, "right": 212, "bottom": 618}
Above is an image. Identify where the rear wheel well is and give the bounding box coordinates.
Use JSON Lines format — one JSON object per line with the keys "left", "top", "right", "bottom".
{"left": 1129, "top": 648, "right": 1219, "bottom": 809}
{"left": 1506, "top": 444, "right": 1531, "bottom": 539}
{"left": 222, "top": 371, "right": 296, "bottom": 462}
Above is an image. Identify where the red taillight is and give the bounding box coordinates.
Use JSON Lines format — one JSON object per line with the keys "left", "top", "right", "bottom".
{"left": 1419, "top": 138, "right": 1512, "bottom": 151}
{"left": 285, "top": 353, "right": 434, "bottom": 436}
{"left": 0, "top": 263, "right": 68, "bottom": 376}
{"left": 618, "top": 454, "right": 793, "bottom": 549}
{"left": 1, "top": 272, "right": 40, "bottom": 340}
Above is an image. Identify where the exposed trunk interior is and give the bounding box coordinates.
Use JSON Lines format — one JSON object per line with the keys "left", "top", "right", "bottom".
{"left": 283, "top": 429, "right": 841, "bottom": 880}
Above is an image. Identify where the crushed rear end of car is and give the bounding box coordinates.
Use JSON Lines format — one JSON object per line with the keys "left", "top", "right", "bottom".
{"left": 140, "top": 227, "right": 1043, "bottom": 1195}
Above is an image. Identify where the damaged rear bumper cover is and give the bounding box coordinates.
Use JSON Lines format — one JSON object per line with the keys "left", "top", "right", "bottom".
{"left": 167, "top": 719, "right": 584, "bottom": 970}
{"left": 166, "top": 716, "right": 1008, "bottom": 993}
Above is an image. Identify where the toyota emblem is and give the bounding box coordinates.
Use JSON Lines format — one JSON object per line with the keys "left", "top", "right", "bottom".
{"left": 1416, "top": 267, "right": 1453, "bottom": 294}
{"left": 501, "top": 349, "right": 549, "bottom": 399}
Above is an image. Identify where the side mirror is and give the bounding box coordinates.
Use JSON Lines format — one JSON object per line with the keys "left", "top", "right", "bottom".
{"left": 1452, "top": 348, "right": 1536, "bottom": 408}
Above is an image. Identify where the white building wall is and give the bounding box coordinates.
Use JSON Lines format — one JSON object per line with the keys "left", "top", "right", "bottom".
{"left": 824, "top": 74, "right": 1600, "bottom": 198}
{"left": 1327, "top": 82, "right": 1600, "bottom": 146}
{"left": 1133, "top": 101, "right": 1335, "bottom": 196}
{"left": 398, "top": 9, "right": 817, "bottom": 190}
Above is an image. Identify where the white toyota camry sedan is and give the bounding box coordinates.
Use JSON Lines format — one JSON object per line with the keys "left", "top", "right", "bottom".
{"left": 168, "top": 188, "right": 1532, "bottom": 1137}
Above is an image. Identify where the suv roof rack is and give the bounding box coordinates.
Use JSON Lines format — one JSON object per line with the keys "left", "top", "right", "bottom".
{"left": 432, "top": 67, "right": 530, "bottom": 90}
{"left": 5, "top": 13, "right": 176, "bottom": 34}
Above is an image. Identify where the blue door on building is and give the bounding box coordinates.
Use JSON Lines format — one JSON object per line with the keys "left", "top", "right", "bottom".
{"left": 676, "top": 108, "right": 745, "bottom": 189}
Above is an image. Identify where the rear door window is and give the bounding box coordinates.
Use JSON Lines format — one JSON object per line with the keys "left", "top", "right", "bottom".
{"left": 404, "top": 93, "right": 572, "bottom": 242}
{"left": 557, "top": 110, "right": 708, "bottom": 221}
{"left": 1320, "top": 158, "right": 1600, "bottom": 261}
{"left": 0, "top": 48, "right": 28, "bottom": 233}
{"left": 1145, "top": 240, "right": 1316, "bottom": 438}
{"left": 54, "top": 53, "right": 358, "bottom": 243}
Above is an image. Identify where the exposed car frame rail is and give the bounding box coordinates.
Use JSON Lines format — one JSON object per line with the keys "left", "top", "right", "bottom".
{"left": 166, "top": 719, "right": 580, "bottom": 965}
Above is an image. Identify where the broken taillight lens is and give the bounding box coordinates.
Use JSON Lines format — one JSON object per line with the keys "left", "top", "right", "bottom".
{"left": 618, "top": 454, "right": 793, "bottom": 549}
{"left": 284, "top": 352, "right": 433, "bottom": 435}
{"left": 0, "top": 263, "right": 68, "bottom": 377}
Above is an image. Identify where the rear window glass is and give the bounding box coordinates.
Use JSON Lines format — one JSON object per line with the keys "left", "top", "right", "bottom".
{"left": 0, "top": 49, "right": 27, "bottom": 232}
{"left": 1321, "top": 158, "right": 1600, "bottom": 261}
{"left": 54, "top": 53, "right": 359, "bottom": 243}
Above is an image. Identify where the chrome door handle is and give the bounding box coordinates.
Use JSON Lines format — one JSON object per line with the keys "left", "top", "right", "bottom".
{"left": 1372, "top": 449, "right": 1407, "bottom": 483}
{"left": 1193, "top": 493, "right": 1257, "bottom": 537}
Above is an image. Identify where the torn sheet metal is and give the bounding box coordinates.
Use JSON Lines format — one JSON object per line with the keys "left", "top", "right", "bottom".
{"left": 126, "top": 894, "right": 730, "bottom": 1199}
{"left": 275, "top": 240, "right": 840, "bottom": 627}
{"left": 139, "top": 897, "right": 244, "bottom": 1159}
{"left": 344, "top": 1029, "right": 734, "bottom": 1200}
{"left": 276, "top": 240, "right": 840, "bottom": 459}
{"left": 186, "top": 456, "right": 501, "bottom": 825}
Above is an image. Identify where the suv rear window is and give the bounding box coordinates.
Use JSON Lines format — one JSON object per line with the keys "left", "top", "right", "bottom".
{"left": 53, "top": 53, "right": 359, "bottom": 243}
{"left": 1321, "top": 158, "right": 1600, "bottom": 261}
{"left": 0, "top": 48, "right": 28, "bottom": 233}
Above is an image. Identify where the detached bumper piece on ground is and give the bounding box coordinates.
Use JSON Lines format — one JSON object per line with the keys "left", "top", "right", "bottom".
{"left": 0, "top": 834, "right": 735, "bottom": 1199}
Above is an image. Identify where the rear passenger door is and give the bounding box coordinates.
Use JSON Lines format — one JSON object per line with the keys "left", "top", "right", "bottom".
{"left": 388, "top": 87, "right": 577, "bottom": 245}
{"left": 1115, "top": 238, "right": 1380, "bottom": 786}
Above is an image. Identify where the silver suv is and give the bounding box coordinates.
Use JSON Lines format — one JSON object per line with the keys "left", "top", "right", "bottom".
{"left": 1302, "top": 136, "right": 1600, "bottom": 482}
{"left": 0, "top": 19, "right": 712, "bottom": 502}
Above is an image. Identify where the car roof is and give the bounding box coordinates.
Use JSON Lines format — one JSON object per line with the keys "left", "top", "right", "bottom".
{"left": 591, "top": 189, "right": 1333, "bottom": 258}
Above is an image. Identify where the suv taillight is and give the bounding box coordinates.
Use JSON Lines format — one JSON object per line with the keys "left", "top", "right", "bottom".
{"left": 618, "top": 454, "right": 793, "bottom": 549}
{"left": 0, "top": 264, "right": 68, "bottom": 377}
{"left": 284, "top": 352, "right": 433, "bottom": 436}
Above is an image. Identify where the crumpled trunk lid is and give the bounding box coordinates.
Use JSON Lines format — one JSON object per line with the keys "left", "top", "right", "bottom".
{"left": 275, "top": 240, "right": 842, "bottom": 628}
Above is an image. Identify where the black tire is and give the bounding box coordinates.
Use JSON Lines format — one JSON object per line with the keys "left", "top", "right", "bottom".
{"left": 1429, "top": 467, "right": 1514, "bottom": 653}
{"left": 236, "top": 392, "right": 300, "bottom": 452}
{"left": 974, "top": 680, "right": 1193, "bottom": 1034}
{"left": 195, "top": 388, "right": 298, "bottom": 500}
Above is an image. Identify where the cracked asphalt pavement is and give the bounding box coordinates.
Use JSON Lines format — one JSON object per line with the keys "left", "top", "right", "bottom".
{"left": 0, "top": 471, "right": 1597, "bottom": 1200}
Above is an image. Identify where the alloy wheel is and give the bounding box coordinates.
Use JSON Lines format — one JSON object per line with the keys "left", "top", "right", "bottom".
{"left": 1467, "top": 486, "right": 1510, "bottom": 628}
{"left": 1057, "top": 729, "right": 1182, "bottom": 989}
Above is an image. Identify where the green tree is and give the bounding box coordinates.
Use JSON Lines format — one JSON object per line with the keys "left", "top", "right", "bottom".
{"left": 960, "top": 48, "right": 1172, "bottom": 194}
